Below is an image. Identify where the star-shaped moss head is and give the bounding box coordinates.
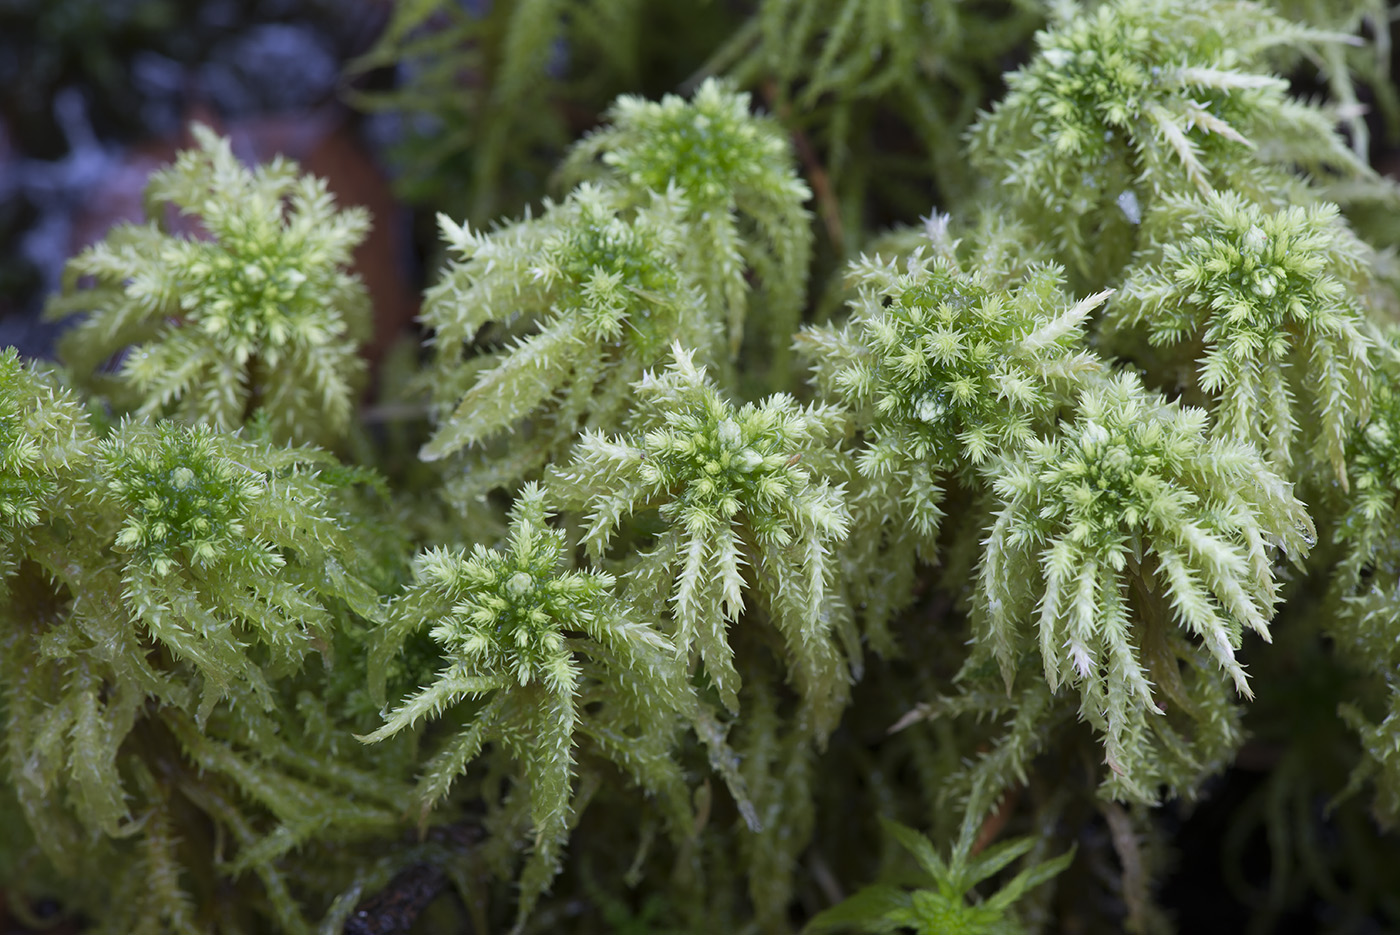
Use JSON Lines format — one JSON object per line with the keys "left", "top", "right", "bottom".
{"left": 101, "top": 422, "right": 273, "bottom": 577}
{"left": 417, "top": 485, "right": 614, "bottom": 693}
{"left": 50, "top": 124, "right": 370, "bottom": 445}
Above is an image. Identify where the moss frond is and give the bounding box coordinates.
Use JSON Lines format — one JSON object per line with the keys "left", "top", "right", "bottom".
{"left": 980, "top": 372, "right": 1312, "bottom": 796}
{"left": 47, "top": 125, "right": 370, "bottom": 446}
{"left": 969, "top": 0, "right": 1368, "bottom": 284}
{"left": 419, "top": 183, "right": 712, "bottom": 491}
{"left": 563, "top": 78, "right": 813, "bottom": 383}
{"left": 798, "top": 246, "right": 1105, "bottom": 649}
{"left": 1107, "top": 191, "right": 1378, "bottom": 484}
{"left": 365, "top": 483, "right": 693, "bottom": 926}
{"left": 549, "top": 345, "right": 851, "bottom": 736}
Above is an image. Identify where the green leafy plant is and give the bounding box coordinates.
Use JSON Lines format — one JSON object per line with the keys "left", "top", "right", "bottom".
{"left": 7, "top": 0, "right": 1400, "bottom": 931}
{"left": 797, "top": 250, "right": 1106, "bottom": 648}
{"left": 562, "top": 78, "right": 813, "bottom": 382}
{"left": 547, "top": 346, "right": 851, "bottom": 734}
{"left": 46, "top": 124, "right": 371, "bottom": 446}
{"left": 968, "top": 0, "right": 1370, "bottom": 284}
{"left": 361, "top": 483, "right": 698, "bottom": 927}
{"left": 1106, "top": 192, "right": 1381, "bottom": 483}
{"left": 804, "top": 820, "right": 1073, "bottom": 935}
{"left": 419, "top": 183, "right": 710, "bottom": 488}
{"left": 980, "top": 372, "right": 1312, "bottom": 798}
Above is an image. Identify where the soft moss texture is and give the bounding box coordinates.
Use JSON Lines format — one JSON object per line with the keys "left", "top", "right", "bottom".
{"left": 7, "top": 0, "right": 1400, "bottom": 932}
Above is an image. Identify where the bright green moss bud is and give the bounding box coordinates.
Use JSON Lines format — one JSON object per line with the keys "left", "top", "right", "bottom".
{"left": 982, "top": 372, "right": 1313, "bottom": 796}
{"left": 103, "top": 423, "right": 268, "bottom": 577}
{"left": 48, "top": 124, "right": 370, "bottom": 445}
{"left": 416, "top": 488, "right": 609, "bottom": 693}
{"left": 969, "top": 0, "right": 1365, "bottom": 284}
{"left": 365, "top": 483, "right": 694, "bottom": 928}
{"left": 1109, "top": 192, "right": 1377, "bottom": 484}
{"left": 809, "top": 250, "right": 1106, "bottom": 475}
{"left": 564, "top": 78, "right": 812, "bottom": 379}
{"left": 420, "top": 183, "right": 711, "bottom": 488}
{"left": 598, "top": 79, "right": 791, "bottom": 207}
{"left": 798, "top": 248, "right": 1105, "bottom": 651}
{"left": 550, "top": 345, "right": 850, "bottom": 734}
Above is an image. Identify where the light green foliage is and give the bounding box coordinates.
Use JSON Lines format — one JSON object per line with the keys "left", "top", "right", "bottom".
{"left": 0, "top": 351, "right": 90, "bottom": 572}
{"left": 969, "top": 0, "right": 1366, "bottom": 283}
{"left": 563, "top": 78, "right": 812, "bottom": 381}
{"left": 799, "top": 249, "right": 1106, "bottom": 646}
{"left": 10, "top": 2, "right": 1400, "bottom": 930}
{"left": 805, "top": 819, "right": 1073, "bottom": 935}
{"left": 982, "top": 373, "right": 1312, "bottom": 796}
{"left": 735, "top": 0, "right": 1026, "bottom": 117}
{"left": 549, "top": 346, "right": 851, "bottom": 735}
{"left": 48, "top": 124, "right": 370, "bottom": 445}
{"left": 1329, "top": 350, "right": 1400, "bottom": 824}
{"left": 104, "top": 422, "right": 267, "bottom": 575}
{"left": 96, "top": 421, "right": 379, "bottom": 714}
{"left": 800, "top": 247, "right": 1103, "bottom": 655}
{"left": 804, "top": 250, "right": 1106, "bottom": 474}
{"left": 1108, "top": 192, "right": 1377, "bottom": 484}
{"left": 420, "top": 183, "right": 711, "bottom": 491}
{"left": 362, "top": 484, "right": 693, "bottom": 927}
{"left": 0, "top": 397, "right": 395, "bottom": 930}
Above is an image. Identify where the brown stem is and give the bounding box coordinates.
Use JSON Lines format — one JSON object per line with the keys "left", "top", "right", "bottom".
{"left": 971, "top": 785, "right": 1022, "bottom": 856}
{"left": 761, "top": 81, "right": 844, "bottom": 253}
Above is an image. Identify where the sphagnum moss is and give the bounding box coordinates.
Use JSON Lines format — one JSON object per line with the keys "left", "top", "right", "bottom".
{"left": 6, "top": 0, "right": 1400, "bottom": 931}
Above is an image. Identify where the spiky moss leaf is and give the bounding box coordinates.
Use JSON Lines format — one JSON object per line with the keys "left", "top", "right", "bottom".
{"left": 47, "top": 124, "right": 370, "bottom": 446}
{"left": 1334, "top": 345, "right": 1400, "bottom": 575}
{"left": 798, "top": 249, "right": 1106, "bottom": 648}
{"left": 0, "top": 350, "right": 92, "bottom": 569}
{"left": 420, "top": 184, "right": 713, "bottom": 488}
{"left": 804, "top": 819, "right": 1073, "bottom": 935}
{"left": 103, "top": 422, "right": 272, "bottom": 576}
{"left": 1108, "top": 192, "right": 1377, "bottom": 485}
{"left": 981, "top": 372, "right": 1312, "bottom": 796}
{"left": 1, "top": 546, "right": 165, "bottom": 867}
{"left": 818, "top": 251, "right": 1107, "bottom": 474}
{"left": 0, "top": 364, "right": 123, "bottom": 850}
{"left": 95, "top": 420, "right": 380, "bottom": 716}
{"left": 364, "top": 483, "right": 690, "bottom": 929}
{"left": 1329, "top": 348, "right": 1400, "bottom": 825}
{"left": 968, "top": 0, "right": 1367, "bottom": 285}
{"left": 549, "top": 344, "right": 852, "bottom": 737}
{"left": 562, "top": 78, "right": 812, "bottom": 382}
{"left": 0, "top": 411, "right": 389, "bottom": 892}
